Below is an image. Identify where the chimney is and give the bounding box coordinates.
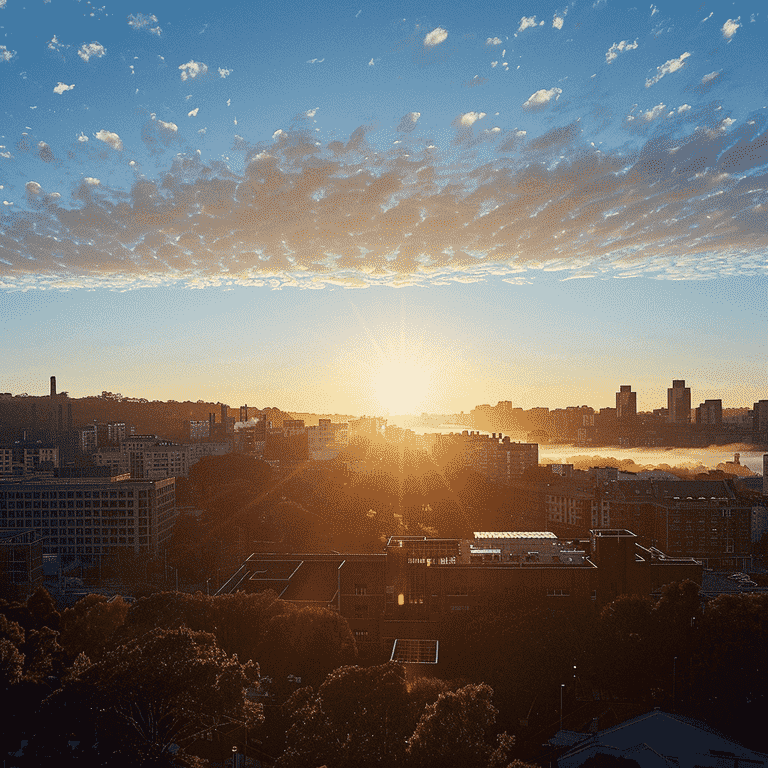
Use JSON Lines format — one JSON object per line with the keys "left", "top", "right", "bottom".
{"left": 50, "top": 376, "right": 57, "bottom": 398}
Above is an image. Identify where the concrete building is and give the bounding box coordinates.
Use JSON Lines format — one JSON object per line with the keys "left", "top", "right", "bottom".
{"left": 0, "top": 443, "right": 59, "bottom": 476}
{"left": 0, "top": 474, "right": 176, "bottom": 567}
{"left": 307, "top": 418, "right": 349, "bottom": 460}
{"left": 695, "top": 399, "right": 723, "bottom": 425}
{"left": 667, "top": 380, "right": 692, "bottom": 424}
{"left": 615, "top": 386, "right": 637, "bottom": 421}
{"left": 0, "top": 528, "right": 44, "bottom": 601}
{"left": 218, "top": 530, "right": 701, "bottom": 656}
{"left": 752, "top": 400, "right": 768, "bottom": 444}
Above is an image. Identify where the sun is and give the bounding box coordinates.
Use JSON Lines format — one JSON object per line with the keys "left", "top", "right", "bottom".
{"left": 371, "top": 355, "right": 433, "bottom": 415}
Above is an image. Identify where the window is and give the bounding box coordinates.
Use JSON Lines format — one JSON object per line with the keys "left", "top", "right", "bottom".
{"left": 547, "top": 588, "right": 570, "bottom": 597}
{"left": 354, "top": 584, "right": 367, "bottom": 596}
{"left": 354, "top": 605, "right": 368, "bottom": 619}
{"left": 354, "top": 629, "right": 369, "bottom": 641}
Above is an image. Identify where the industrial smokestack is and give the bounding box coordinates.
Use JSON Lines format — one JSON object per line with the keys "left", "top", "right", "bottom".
{"left": 50, "top": 376, "right": 57, "bottom": 398}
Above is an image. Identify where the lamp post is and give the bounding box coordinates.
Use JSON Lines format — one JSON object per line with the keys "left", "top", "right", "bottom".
{"left": 560, "top": 683, "right": 565, "bottom": 731}
{"left": 232, "top": 745, "right": 238, "bottom": 768}
{"left": 672, "top": 656, "right": 677, "bottom": 713}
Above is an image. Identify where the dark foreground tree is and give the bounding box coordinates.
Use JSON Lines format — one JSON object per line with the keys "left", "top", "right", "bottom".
{"left": 36, "top": 627, "right": 263, "bottom": 766}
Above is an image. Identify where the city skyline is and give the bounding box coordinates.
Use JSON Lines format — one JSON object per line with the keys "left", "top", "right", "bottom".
{"left": 1, "top": 0, "right": 766, "bottom": 415}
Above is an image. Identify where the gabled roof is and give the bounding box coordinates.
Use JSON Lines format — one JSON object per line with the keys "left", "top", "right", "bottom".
{"left": 558, "top": 710, "right": 768, "bottom": 768}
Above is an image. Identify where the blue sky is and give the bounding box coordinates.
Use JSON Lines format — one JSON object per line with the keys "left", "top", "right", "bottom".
{"left": 0, "top": 0, "right": 766, "bottom": 414}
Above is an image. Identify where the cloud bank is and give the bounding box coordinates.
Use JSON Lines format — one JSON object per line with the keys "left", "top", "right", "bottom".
{"left": 1, "top": 113, "right": 767, "bottom": 292}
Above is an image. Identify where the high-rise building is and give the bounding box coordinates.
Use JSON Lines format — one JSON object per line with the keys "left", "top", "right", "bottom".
{"left": 752, "top": 401, "right": 768, "bottom": 444}
{"left": 695, "top": 399, "right": 722, "bottom": 425}
{"left": 667, "top": 380, "right": 691, "bottom": 424}
{"left": 616, "top": 385, "right": 637, "bottom": 420}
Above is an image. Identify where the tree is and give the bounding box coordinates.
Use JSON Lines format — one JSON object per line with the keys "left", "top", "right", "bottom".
{"left": 278, "top": 661, "right": 412, "bottom": 768}
{"left": 407, "top": 683, "right": 500, "bottom": 768}
{"left": 60, "top": 594, "right": 130, "bottom": 661}
{"left": 41, "top": 627, "right": 263, "bottom": 766}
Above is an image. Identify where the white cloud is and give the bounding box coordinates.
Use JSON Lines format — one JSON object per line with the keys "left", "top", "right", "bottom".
{"left": 179, "top": 60, "right": 208, "bottom": 80}
{"left": 0, "top": 1, "right": 6, "bottom": 8}
{"left": 397, "top": 112, "right": 421, "bottom": 132}
{"left": 26, "top": 182, "right": 42, "bottom": 195}
{"left": 306, "top": 58, "right": 325, "bottom": 64}
{"left": 636, "top": 103, "right": 666, "bottom": 121}
{"left": 457, "top": 111, "right": 486, "bottom": 126}
{"left": 1, "top": 45, "right": 16, "bottom": 62}
{"left": 47, "top": 35, "right": 68, "bottom": 52}
{"left": 53, "top": 82, "right": 75, "bottom": 94}
{"left": 127, "top": 13, "right": 162, "bottom": 36}
{"left": 218, "top": 67, "right": 232, "bottom": 78}
{"left": 605, "top": 39, "right": 638, "bottom": 64}
{"left": 188, "top": 108, "right": 199, "bottom": 117}
{"left": 491, "top": 61, "right": 498, "bottom": 68}
{"left": 676, "top": 104, "right": 691, "bottom": 113}
{"left": 272, "top": 129, "right": 286, "bottom": 140}
{"left": 522, "top": 87, "right": 562, "bottom": 110}
{"left": 304, "top": 107, "right": 318, "bottom": 117}
{"left": 722, "top": 17, "right": 740, "bottom": 40}
{"left": 77, "top": 133, "right": 89, "bottom": 142}
{"left": 645, "top": 52, "right": 690, "bottom": 87}
{"left": 94, "top": 130, "right": 123, "bottom": 151}
{"left": 78, "top": 42, "right": 107, "bottom": 62}
{"left": 157, "top": 120, "right": 178, "bottom": 132}
{"left": 84, "top": 177, "right": 100, "bottom": 186}
{"left": 368, "top": 58, "right": 374, "bottom": 66}
{"left": 701, "top": 71, "right": 719, "bottom": 85}
{"left": 518, "top": 16, "right": 538, "bottom": 32}
{"left": 701, "top": 11, "right": 713, "bottom": 22}
{"left": 553, "top": 16, "right": 564, "bottom": 29}
{"left": 650, "top": 4, "right": 658, "bottom": 15}
{"left": 486, "top": 37, "right": 502, "bottom": 45}
{"left": 424, "top": 27, "right": 448, "bottom": 46}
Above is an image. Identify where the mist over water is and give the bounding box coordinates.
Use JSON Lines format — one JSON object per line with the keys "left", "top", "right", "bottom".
{"left": 408, "top": 424, "right": 765, "bottom": 474}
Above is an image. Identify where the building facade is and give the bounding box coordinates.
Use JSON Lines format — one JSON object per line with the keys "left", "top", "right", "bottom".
{"left": 667, "top": 380, "right": 692, "bottom": 424}
{"left": 0, "top": 475, "right": 177, "bottom": 566}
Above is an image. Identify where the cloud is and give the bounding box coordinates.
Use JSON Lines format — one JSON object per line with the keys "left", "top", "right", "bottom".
{"left": 47, "top": 35, "right": 67, "bottom": 52}
{"left": 188, "top": 108, "right": 199, "bottom": 117}
{"left": 522, "top": 87, "right": 562, "bottom": 110}
{"left": 368, "top": 58, "right": 374, "bottom": 66}
{"left": 53, "top": 82, "right": 75, "bottom": 94}
{"left": 157, "top": 120, "right": 178, "bottom": 132}
{"left": 486, "top": 37, "right": 502, "bottom": 45}
{"left": 553, "top": 16, "right": 564, "bottom": 29}
{"left": 77, "top": 133, "right": 89, "bottom": 142}
{"left": 179, "top": 60, "right": 208, "bottom": 80}
{"left": 397, "top": 112, "right": 421, "bottom": 132}
{"left": 94, "top": 130, "right": 123, "bottom": 151}
{"left": 455, "top": 111, "right": 486, "bottom": 127}
{"left": 605, "top": 39, "right": 638, "bottom": 63}
{"left": 1, "top": 45, "right": 16, "bottom": 62}
{"left": 78, "top": 42, "right": 107, "bottom": 62}
{"left": 645, "top": 52, "right": 690, "bottom": 87}
{"left": 627, "top": 103, "right": 666, "bottom": 123}
{"left": 306, "top": 58, "right": 325, "bottom": 64}
{"left": 722, "top": 17, "right": 741, "bottom": 40}
{"left": 218, "top": 67, "right": 232, "bottom": 78}
{"left": 424, "top": 27, "right": 448, "bottom": 46}
{"left": 127, "top": 13, "right": 162, "bottom": 35}
{"left": 517, "top": 16, "right": 538, "bottom": 32}
{"left": 37, "top": 142, "right": 55, "bottom": 163}
{"left": 3, "top": 114, "right": 768, "bottom": 291}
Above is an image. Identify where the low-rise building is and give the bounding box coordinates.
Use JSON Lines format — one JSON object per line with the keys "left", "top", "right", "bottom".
{"left": 0, "top": 528, "right": 44, "bottom": 601}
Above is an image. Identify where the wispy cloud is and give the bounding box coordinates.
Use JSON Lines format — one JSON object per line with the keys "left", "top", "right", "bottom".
{"left": 522, "top": 87, "right": 562, "bottom": 110}
{"left": 605, "top": 39, "right": 638, "bottom": 64}
{"left": 0, "top": 45, "right": 16, "bottom": 62}
{"left": 645, "top": 52, "right": 690, "bottom": 87}
{"left": 127, "top": 13, "right": 162, "bottom": 36}
{"left": 78, "top": 42, "right": 107, "bottom": 62}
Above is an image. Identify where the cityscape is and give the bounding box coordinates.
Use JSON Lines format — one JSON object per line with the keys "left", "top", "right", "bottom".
{"left": 0, "top": 375, "right": 767, "bottom": 765}
{"left": 1, "top": 0, "right": 767, "bottom": 764}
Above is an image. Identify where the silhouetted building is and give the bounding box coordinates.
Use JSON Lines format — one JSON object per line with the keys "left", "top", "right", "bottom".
{"left": 616, "top": 385, "right": 637, "bottom": 420}
{"left": 0, "top": 528, "right": 44, "bottom": 601}
{"left": 696, "top": 399, "right": 723, "bottom": 425}
{"left": 752, "top": 400, "right": 768, "bottom": 444}
{"left": 667, "top": 380, "right": 691, "bottom": 424}
{"left": 219, "top": 530, "right": 700, "bottom": 654}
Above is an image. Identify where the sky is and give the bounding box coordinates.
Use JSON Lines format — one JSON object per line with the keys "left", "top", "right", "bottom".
{"left": 0, "top": 0, "right": 766, "bottom": 416}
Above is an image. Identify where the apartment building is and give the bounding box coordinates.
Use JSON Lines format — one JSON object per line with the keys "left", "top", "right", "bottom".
{"left": 0, "top": 443, "right": 59, "bottom": 476}
{"left": 0, "top": 474, "right": 177, "bottom": 566}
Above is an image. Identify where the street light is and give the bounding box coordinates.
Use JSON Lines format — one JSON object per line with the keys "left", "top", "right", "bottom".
{"left": 232, "top": 745, "right": 238, "bottom": 768}
{"left": 672, "top": 656, "right": 677, "bottom": 713}
{"left": 560, "top": 684, "right": 565, "bottom": 731}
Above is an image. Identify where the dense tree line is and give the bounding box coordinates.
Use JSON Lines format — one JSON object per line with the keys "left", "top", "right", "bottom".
{"left": 1, "top": 581, "right": 766, "bottom": 764}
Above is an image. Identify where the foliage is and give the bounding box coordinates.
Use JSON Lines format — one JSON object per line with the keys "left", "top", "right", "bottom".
{"left": 407, "top": 683, "right": 500, "bottom": 768}
{"left": 60, "top": 594, "right": 130, "bottom": 661}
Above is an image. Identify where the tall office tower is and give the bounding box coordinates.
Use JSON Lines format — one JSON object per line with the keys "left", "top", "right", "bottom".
{"left": 753, "top": 401, "right": 768, "bottom": 444}
{"left": 667, "top": 380, "right": 691, "bottom": 424}
{"left": 50, "top": 376, "right": 56, "bottom": 398}
{"left": 616, "top": 385, "right": 637, "bottom": 420}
